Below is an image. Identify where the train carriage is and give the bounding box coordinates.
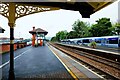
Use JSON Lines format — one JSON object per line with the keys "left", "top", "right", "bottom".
{"left": 62, "top": 35, "right": 120, "bottom": 48}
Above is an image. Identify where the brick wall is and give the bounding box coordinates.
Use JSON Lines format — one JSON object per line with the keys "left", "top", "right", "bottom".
{"left": 0, "top": 43, "right": 27, "bottom": 54}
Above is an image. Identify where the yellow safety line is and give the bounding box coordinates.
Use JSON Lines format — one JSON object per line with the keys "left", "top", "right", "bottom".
{"left": 48, "top": 44, "right": 78, "bottom": 80}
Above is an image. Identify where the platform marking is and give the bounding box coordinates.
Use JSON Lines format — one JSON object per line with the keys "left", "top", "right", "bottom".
{"left": 48, "top": 44, "right": 78, "bottom": 80}
{"left": 74, "top": 45, "right": 119, "bottom": 55}
{"left": 52, "top": 44, "right": 105, "bottom": 79}
{"left": 0, "top": 49, "right": 30, "bottom": 68}
{"left": 66, "top": 53, "right": 105, "bottom": 79}
{"left": 48, "top": 43, "right": 106, "bottom": 79}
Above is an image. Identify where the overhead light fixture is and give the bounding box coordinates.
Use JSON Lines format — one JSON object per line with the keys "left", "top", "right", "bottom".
{"left": 67, "top": 0, "right": 71, "bottom": 1}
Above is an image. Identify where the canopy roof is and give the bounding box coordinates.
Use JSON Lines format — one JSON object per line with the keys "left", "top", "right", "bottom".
{"left": 13, "top": 0, "right": 115, "bottom": 18}
{"left": 29, "top": 28, "right": 48, "bottom": 35}
{"left": 15, "top": 0, "right": 113, "bottom": 18}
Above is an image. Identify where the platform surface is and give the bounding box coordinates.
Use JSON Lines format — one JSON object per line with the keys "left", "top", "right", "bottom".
{"left": 48, "top": 43, "right": 103, "bottom": 80}
{"left": 1, "top": 43, "right": 106, "bottom": 80}
{"left": 1, "top": 45, "right": 72, "bottom": 79}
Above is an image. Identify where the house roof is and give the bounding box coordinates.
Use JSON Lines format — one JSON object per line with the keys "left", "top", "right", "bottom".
{"left": 0, "top": 27, "right": 5, "bottom": 33}
{"left": 29, "top": 28, "right": 48, "bottom": 35}
{"left": 0, "top": 27, "right": 5, "bottom": 30}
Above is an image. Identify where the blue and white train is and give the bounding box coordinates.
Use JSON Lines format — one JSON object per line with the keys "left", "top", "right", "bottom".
{"left": 61, "top": 35, "right": 120, "bottom": 48}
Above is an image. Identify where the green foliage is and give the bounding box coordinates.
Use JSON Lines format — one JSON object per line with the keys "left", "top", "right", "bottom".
{"left": 51, "top": 37, "right": 57, "bottom": 42}
{"left": 72, "top": 19, "right": 89, "bottom": 38}
{"left": 89, "top": 18, "right": 112, "bottom": 37}
{"left": 112, "top": 22, "right": 120, "bottom": 35}
{"left": 51, "top": 18, "right": 119, "bottom": 42}
{"left": 55, "top": 30, "right": 68, "bottom": 41}
{"left": 89, "top": 41, "right": 97, "bottom": 48}
{"left": 51, "top": 30, "right": 68, "bottom": 42}
{"left": 67, "top": 31, "right": 77, "bottom": 39}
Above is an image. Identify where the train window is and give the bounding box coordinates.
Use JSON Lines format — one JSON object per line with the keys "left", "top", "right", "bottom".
{"left": 83, "top": 39, "right": 90, "bottom": 43}
{"left": 109, "top": 40, "right": 118, "bottom": 44}
{"left": 118, "top": 40, "right": 120, "bottom": 44}
{"left": 77, "top": 40, "right": 82, "bottom": 43}
{"left": 108, "top": 38, "right": 118, "bottom": 44}
{"left": 95, "top": 40, "right": 101, "bottom": 43}
{"left": 119, "top": 40, "right": 120, "bottom": 47}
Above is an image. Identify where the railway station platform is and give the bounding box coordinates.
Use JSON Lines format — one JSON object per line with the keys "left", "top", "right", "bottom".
{"left": 1, "top": 43, "right": 103, "bottom": 80}
{"left": 80, "top": 44, "right": 120, "bottom": 54}
{"left": 61, "top": 43, "right": 120, "bottom": 55}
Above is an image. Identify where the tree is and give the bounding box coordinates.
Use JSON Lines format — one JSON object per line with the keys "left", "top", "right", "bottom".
{"left": 55, "top": 30, "right": 68, "bottom": 41}
{"left": 72, "top": 19, "right": 89, "bottom": 38}
{"left": 89, "top": 18, "right": 112, "bottom": 37}
{"left": 51, "top": 37, "right": 57, "bottom": 42}
{"left": 112, "top": 22, "right": 120, "bottom": 35}
{"left": 67, "top": 31, "right": 77, "bottom": 39}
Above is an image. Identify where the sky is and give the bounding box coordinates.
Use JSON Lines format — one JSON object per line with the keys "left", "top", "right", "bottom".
{"left": 0, "top": 0, "right": 119, "bottom": 39}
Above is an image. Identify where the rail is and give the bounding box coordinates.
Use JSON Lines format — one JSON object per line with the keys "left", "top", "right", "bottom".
{"left": 49, "top": 42, "right": 120, "bottom": 79}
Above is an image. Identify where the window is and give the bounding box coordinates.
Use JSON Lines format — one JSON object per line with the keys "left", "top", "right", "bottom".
{"left": 109, "top": 40, "right": 118, "bottom": 44}
{"left": 95, "top": 40, "right": 101, "bottom": 43}
{"left": 108, "top": 38, "right": 118, "bottom": 44}
{"left": 83, "top": 39, "right": 90, "bottom": 43}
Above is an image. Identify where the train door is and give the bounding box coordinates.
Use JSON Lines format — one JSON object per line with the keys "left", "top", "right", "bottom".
{"left": 101, "top": 38, "right": 106, "bottom": 46}
{"left": 118, "top": 38, "right": 120, "bottom": 47}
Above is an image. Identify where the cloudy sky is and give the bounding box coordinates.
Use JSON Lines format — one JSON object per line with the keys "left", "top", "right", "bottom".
{"left": 0, "top": 0, "right": 119, "bottom": 39}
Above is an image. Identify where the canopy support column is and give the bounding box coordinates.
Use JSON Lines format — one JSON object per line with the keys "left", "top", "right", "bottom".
{"left": 8, "top": 3, "right": 16, "bottom": 80}
{"left": 32, "top": 34, "right": 36, "bottom": 46}
{"left": 8, "top": 23, "right": 15, "bottom": 80}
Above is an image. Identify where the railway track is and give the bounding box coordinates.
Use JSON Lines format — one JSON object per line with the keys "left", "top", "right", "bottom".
{"left": 49, "top": 42, "right": 120, "bottom": 80}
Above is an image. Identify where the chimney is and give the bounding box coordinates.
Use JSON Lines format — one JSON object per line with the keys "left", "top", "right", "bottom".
{"left": 33, "top": 27, "right": 35, "bottom": 31}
